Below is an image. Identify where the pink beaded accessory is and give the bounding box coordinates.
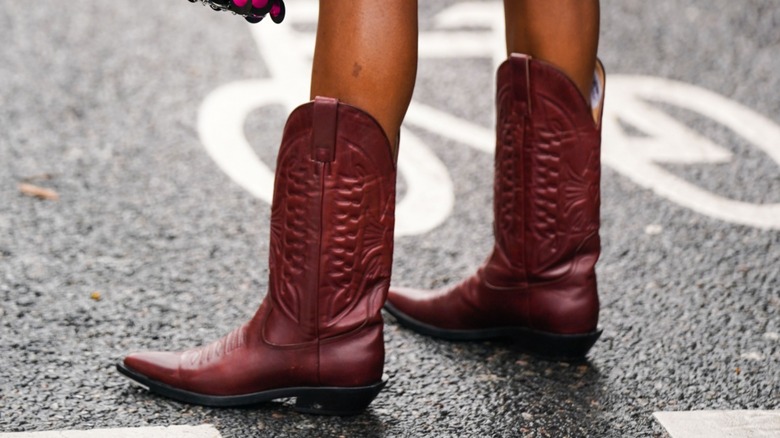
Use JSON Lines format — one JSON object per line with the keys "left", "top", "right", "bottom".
{"left": 187, "top": 0, "right": 285, "bottom": 24}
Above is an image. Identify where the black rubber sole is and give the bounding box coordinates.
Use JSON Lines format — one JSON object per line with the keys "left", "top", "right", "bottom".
{"left": 116, "top": 363, "right": 387, "bottom": 416}
{"left": 384, "top": 302, "right": 601, "bottom": 361}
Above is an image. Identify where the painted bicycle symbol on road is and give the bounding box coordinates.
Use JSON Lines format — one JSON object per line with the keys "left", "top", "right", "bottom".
{"left": 198, "top": 1, "right": 780, "bottom": 233}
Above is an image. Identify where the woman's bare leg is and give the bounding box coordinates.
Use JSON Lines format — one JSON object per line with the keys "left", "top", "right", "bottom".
{"left": 504, "top": 0, "right": 599, "bottom": 99}
{"left": 311, "top": 0, "right": 418, "bottom": 151}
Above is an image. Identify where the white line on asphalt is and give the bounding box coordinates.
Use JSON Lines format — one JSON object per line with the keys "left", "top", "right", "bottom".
{"left": 0, "top": 425, "right": 222, "bottom": 438}
{"left": 654, "top": 411, "right": 780, "bottom": 438}
{"left": 199, "top": 1, "right": 780, "bottom": 233}
{"left": 604, "top": 76, "right": 780, "bottom": 230}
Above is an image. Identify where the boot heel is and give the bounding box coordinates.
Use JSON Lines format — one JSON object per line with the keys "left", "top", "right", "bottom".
{"left": 511, "top": 328, "right": 603, "bottom": 361}
{"left": 293, "top": 378, "right": 387, "bottom": 416}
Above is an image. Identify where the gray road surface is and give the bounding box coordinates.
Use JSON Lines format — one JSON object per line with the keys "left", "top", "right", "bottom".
{"left": 1, "top": 0, "right": 778, "bottom": 436}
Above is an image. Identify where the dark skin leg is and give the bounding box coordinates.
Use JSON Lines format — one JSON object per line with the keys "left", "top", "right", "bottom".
{"left": 311, "top": 0, "right": 418, "bottom": 153}
{"left": 504, "top": 0, "right": 600, "bottom": 100}
{"left": 309, "top": 1, "right": 597, "bottom": 145}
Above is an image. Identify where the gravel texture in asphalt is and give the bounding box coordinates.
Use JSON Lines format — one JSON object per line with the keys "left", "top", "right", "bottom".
{"left": 1, "top": 1, "right": 778, "bottom": 436}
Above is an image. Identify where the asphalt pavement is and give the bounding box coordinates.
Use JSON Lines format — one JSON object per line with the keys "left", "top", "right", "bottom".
{"left": 1, "top": 1, "right": 778, "bottom": 437}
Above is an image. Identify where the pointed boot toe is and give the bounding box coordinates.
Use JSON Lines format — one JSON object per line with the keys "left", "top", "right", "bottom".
{"left": 385, "top": 286, "right": 429, "bottom": 329}
{"left": 385, "top": 287, "right": 449, "bottom": 339}
{"left": 386, "top": 286, "right": 419, "bottom": 314}
{"left": 119, "top": 351, "right": 184, "bottom": 389}
{"left": 386, "top": 285, "right": 468, "bottom": 334}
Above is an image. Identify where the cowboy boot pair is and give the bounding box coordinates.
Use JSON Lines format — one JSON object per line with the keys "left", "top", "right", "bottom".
{"left": 118, "top": 96, "right": 397, "bottom": 415}
{"left": 118, "top": 53, "right": 605, "bottom": 416}
{"left": 386, "top": 53, "right": 605, "bottom": 360}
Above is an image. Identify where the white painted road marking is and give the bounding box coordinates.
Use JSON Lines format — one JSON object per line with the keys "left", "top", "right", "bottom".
{"left": 655, "top": 411, "right": 780, "bottom": 438}
{"left": 199, "top": 0, "right": 780, "bottom": 232}
{"left": 604, "top": 76, "right": 780, "bottom": 230}
{"left": 0, "top": 425, "right": 221, "bottom": 438}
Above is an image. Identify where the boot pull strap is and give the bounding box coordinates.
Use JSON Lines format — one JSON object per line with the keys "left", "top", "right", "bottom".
{"left": 510, "top": 54, "right": 532, "bottom": 116}
{"left": 312, "top": 96, "right": 338, "bottom": 163}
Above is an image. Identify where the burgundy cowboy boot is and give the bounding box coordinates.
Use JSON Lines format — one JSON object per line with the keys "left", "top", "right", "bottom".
{"left": 386, "top": 54, "right": 605, "bottom": 360}
{"left": 117, "top": 97, "right": 397, "bottom": 414}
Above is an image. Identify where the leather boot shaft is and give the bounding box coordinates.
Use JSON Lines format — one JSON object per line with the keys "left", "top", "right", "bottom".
{"left": 480, "top": 54, "right": 603, "bottom": 334}
{"left": 265, "top": 97, "right": 397, "bottom": 349}
{"left": 263, "top": 96, "right": 397, "bottom": 385}
{"left": 487, "top": 54, "right": 602, "bottom": 287}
